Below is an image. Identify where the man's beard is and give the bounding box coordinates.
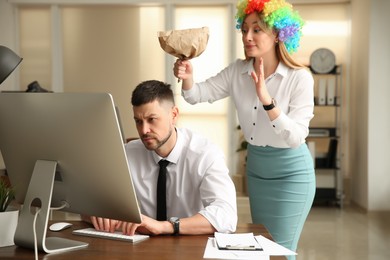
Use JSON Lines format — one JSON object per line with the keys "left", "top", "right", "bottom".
{"left": 142, "top": 128, "right": 173, "bottom": 151}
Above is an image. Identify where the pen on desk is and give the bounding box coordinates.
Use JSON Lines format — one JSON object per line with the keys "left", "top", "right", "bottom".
{"left": 225, "top": 245, "right": 257, "bottom": 250}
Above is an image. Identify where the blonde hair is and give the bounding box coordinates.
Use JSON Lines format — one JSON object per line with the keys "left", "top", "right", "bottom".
{"left": 276, "top": 42, "right": 305, "bottom": 69}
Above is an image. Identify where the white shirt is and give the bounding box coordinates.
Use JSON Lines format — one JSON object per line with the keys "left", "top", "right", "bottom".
{"left": 124, "top": 128, "right": 237, "bottom": 233}
{"left": 182, "top": 59, "right": 314, "bottom": 148}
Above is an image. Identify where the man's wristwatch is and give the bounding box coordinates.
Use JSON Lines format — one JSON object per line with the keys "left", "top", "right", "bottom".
{"left": 169, "top": 217, "right": 180, "bottom": 235}
{"left": 263, "top": 98, "right": 277, "bottom": 111}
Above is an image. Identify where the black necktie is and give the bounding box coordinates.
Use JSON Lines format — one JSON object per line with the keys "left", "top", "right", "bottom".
{"left": 157, "top": 160, "right": 169, "bottom": 221}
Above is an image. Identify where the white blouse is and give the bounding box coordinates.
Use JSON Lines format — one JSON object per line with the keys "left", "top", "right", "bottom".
{"left": 182, "top": 59, "right": 314, "bottom": 148}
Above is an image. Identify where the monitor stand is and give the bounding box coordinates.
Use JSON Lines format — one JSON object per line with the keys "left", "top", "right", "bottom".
{"left": 14, "top": 160, "right": 88, "bottom": 253}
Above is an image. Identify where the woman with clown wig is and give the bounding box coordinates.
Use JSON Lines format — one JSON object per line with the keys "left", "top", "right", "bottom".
{"left": 173, "top": 0, "right": 315, "bottom": 257}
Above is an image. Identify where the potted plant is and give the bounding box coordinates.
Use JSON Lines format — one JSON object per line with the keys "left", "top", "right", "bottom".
{"left": 0, "top": 176, "right": 19, "bottom": 247}
{"left": 236, "top": 125, "right": 248, "bottom": 152}
{"left": 233, "top": 126, "right": 248, "bottom": 196}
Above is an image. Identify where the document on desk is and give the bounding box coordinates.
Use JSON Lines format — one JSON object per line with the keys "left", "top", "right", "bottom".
{"left": 203, "top": 233, "right": 297, "bottom": 259}
{"left": 214, "top": 232, "right": 262, "bottom": 251}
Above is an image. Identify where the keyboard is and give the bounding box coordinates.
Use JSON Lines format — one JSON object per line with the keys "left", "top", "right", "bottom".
{"left": 72, "top": 228, "right": 149, "bottom": 243}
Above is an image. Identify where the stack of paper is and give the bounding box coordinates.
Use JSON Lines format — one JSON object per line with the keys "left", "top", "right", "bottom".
{"left": 204, "top": 232, "right": 296, "bottom": 260}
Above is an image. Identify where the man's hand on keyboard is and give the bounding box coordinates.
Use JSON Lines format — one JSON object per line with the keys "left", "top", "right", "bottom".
{"left": 90, "top": 216, "right": 123, "bottom": 233}
{"left": 89, "top": 214, "right": 174, "bottom": 236}
{"left": 121, "top": 214, "right": 173, "bottom": 236}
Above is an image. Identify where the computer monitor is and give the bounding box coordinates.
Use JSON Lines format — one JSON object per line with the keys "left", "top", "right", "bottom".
{"left": 0, "top": 92, "right": 141, "bottom": 253}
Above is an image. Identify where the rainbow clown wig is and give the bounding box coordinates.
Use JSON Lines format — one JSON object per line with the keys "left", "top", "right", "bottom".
{"left": 235, "top": 0, "right": 304, "bottom": 54}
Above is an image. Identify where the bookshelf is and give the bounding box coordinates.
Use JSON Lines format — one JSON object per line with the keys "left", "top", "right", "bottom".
{"left": 307, "top": 65, "right": 343, "bottom": 207}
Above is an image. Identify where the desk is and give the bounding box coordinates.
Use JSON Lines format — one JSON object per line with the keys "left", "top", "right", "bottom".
{"left": 0, "top": 221, "right": 287, "bottom": 260}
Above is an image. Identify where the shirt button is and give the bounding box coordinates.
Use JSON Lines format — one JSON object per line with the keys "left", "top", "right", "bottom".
{"left": 253, "top": 123, "right": 255, "bottom": 126}
{"left": 272, "top": 125, "right": 275, "bottom": 128}
{"left": 250, "top": 137, "right": 253, "bottom": 140}
{"left": 254, "top": 106, "right": 257, "bottom": 110}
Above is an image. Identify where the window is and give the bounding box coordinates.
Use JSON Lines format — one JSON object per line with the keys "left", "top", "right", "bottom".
{"left": 174, "top": 6, "right": 231, "bottom": 164}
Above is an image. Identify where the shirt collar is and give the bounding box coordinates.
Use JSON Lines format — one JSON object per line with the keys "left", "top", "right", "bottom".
{"left": 241, "top": 58, "right": 289, "bottom": 79}
{"left": 152, "top": 128, "right": 182, "bottom": 165}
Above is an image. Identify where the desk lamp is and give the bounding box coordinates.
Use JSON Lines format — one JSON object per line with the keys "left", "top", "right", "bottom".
{"left": 0, "top": 45, "right": 22, "bottom": 167}
{"left": 0, "top": 45, "right": 22, "bottom": 197}
{"left": 0, "top": 45, "right": 23, "bottom": 86}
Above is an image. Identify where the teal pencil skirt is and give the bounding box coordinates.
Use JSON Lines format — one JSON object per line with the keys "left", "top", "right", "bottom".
{"left": 246, "top": 143, "right": 315, "bottom": 260}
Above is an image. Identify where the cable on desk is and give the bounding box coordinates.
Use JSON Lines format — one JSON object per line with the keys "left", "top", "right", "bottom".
{"left": 50, "top": 201, "right": 69, "bottom": 211}
{"left": 33, "top": 208, "right": 42, "bottom": 260}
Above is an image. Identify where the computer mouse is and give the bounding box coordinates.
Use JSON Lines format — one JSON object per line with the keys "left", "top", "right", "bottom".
{"left": 49, "top": 222, "right": 73, "bottom": 232}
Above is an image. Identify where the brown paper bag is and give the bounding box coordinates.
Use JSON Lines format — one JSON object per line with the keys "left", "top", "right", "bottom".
{"left": 158, "top": 27, "right": 209, "bottom": 60}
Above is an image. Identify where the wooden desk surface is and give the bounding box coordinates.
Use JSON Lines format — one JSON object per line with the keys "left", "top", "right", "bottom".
{"left": 0, "top": 221, "right": 287, "bottom": 260}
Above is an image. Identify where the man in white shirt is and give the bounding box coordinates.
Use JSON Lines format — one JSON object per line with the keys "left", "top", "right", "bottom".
{"left": 89, "top": 80, "right": 237, "bottom": 236}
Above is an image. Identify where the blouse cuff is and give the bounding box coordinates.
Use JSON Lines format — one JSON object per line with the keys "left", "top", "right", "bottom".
{"left": 181, "top": 86, "right": 197, "bottom": 99}
{"left": 270, "top": 112, "right": 290, "bottom": 133}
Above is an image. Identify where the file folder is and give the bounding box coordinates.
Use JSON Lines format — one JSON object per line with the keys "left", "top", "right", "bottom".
{"left": 327, "top": 77, "right": 336, "bottom": 105}
{"left": 318, "top": 78, "right": 327, "bottom": 105}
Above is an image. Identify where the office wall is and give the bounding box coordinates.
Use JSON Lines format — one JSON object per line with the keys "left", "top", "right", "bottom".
{"left": 367, "top": 0, "right": 390, "bottom": 211}
{"left": 16, "top": 5, "right": 166, "bottom": 140}
{"left": 350, "top": 0, "right": 369, "bottom": 209}
{"left": 60, "top": 6, "right": 162, "bottom": 139}
{"left": 350, "top": 0, "right": 390, "bottom": 211}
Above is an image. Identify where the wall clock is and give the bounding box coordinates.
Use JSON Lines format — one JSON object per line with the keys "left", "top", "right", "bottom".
{"left": 310, "top": 48, "right": 336, "bottom": 74}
